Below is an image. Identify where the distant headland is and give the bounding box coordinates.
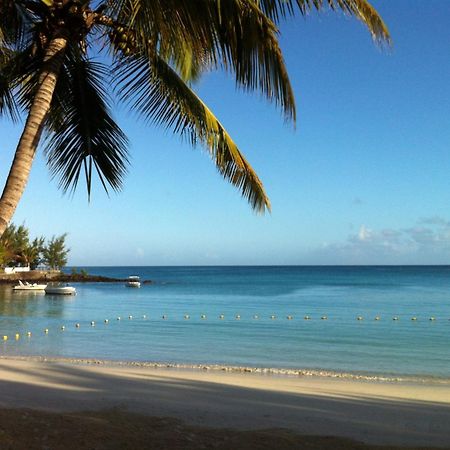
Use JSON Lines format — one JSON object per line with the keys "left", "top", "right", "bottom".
{"left": 0, "top": 270, "right": 152, "bottom": 285}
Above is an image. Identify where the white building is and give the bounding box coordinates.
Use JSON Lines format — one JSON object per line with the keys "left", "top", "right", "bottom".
{"left": 4, "top": 265, "right": 31, "bottom": 274}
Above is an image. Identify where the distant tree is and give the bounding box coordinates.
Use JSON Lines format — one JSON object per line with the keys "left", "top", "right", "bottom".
{"left": 42, "top": 234, "right": 69, "bottom": 270}
{"left": 23, "top": 236, "right": 45, "bottom": 269}
{"left": 0, "top": 242, "right": 7, "bottom": 266}
{"left": 9, "top": 224, "right": 28, "bottom": 264}
{"left": 0, "top": 223, "right": 31, "bottom": 266}
{"left": 0, "top": 223, "right": 69, "bottom": 269}
{"left": 0, "top": 224, "right": 17, "bottom": 265}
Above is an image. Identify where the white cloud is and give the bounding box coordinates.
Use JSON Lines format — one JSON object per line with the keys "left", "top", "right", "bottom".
{"left": 357, "top": 224, "right": 371, "bottom": 241}
{"left": 307, "top": 216, "right": 450, "bottom": 264}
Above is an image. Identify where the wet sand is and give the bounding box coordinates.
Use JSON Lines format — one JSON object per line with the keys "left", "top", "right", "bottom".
{"left": 0, "top": 357, "right": 449, "bottom": 448}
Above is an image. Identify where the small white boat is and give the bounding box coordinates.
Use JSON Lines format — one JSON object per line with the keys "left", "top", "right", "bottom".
{"left": 125, "top": 276, "right": 141, "bottom": 288}
{"left": 13, "top": 280, "right": 47, "bottom": 291}
{"left": 45, "top": 284, "right": 76, "bottom": 295}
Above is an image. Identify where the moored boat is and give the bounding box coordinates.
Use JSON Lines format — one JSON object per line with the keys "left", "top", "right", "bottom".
{"left": 13, "top": 280, "right": 47, "bottom": 291}
{"left": 45, "top": 284, "right": 76, "bottom": 295}
{"left": 125, "top": 276, "right": 141, "bottom": 288}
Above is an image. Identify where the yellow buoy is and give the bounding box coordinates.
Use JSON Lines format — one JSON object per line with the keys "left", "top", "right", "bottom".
{"left": 219, "top": 314, "right": 224, "bottom": 320}
{"left": 15, "top": 333, "right": 20, "bottom": 340}
{"left": 201, "top": 314, "right": 206, "bottom": 320}
{"left": 27, "top": 331, "right": 32, "bottom": 337}
{"left": 3, "top": 335, "right": 7, "bottom": 341}
{"left": 411, "top": 317, "right": 417, "bottom": 321}
{"left": 44, "top": 329, "right": 49, "bottom": 334}
{"left": 287, "top": 315, "right": 293, "bottom": 320}
{"left": 374, "top": 316, "right": 380, "bottom": 321}
{"left": 429, "top": 317, "right": 436, "bottom": 321}
{"left": 357, "top": 316, "right": 363, "bottom": 321}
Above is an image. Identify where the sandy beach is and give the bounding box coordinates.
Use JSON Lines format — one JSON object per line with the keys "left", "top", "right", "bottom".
{"left": 0, "top": 357, "right": 449, "bottom": 449}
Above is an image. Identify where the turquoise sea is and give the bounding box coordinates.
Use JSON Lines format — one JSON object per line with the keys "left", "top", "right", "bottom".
{"left": 0, "top": 266, "right": 449, "bottom": 380}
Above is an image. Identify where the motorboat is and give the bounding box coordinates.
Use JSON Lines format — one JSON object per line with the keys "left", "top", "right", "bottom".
{"left": 125, "top": 276, "right": 141, "bottom": 288}
{"left": 13, "top": 280, "right": 47, "bottom": 291}
{"left": 45, "top": 284, "right": 76, "bottom": 295}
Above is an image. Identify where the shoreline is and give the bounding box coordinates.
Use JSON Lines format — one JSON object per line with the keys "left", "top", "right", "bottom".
{"left": 1, "top": 355, "right": 449, "bottom": 385}
{"left": 0, "top": 271, "right": 152, "bottom": 284}
{"left": 0, "top": 357, "right": 449, "bottom": 447}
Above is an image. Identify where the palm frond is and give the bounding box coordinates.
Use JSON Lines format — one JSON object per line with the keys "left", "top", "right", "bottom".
{"left": 257, "top": 0, "right": 390, "bottom": 43}
{"left": 166, "top": 44, "right": 205, "bottom": 83}
{"left": 12, "top": 46, "right": 43, "bottom": 113}
{"left": 0, "top": 0, "right": 36, "bottom": 119}
{"left": 0, "top": 44, "right": 43, "bottom": 120}
{"left": 44, "top": 52, "right": 74, "bottom": 132}
{"left": 0, "top": 77, "right": 17, "bottom": 120}
{"left": 0, "top": 0, "right": 36, "bottom": 52}
{"left": 107, "top": 0, "right": 296, "bottom": 122}
{"left": 109, "top": 0, "right": 213, "bottom": 56}
{"left": 44, "top": 50, "right": 129, "bottom": 198}
{"left": 213, "top": 1, "right": 296, "bottom": 122}
{"left": 104, "top": 18, "right": 209, "bottom": 84}
{"left": 115, "top": 54, "right": 270, "bottom": 213}
{"left": 0, "top": 47, "right": 19, "bottom": 120}
{"left": 0, "top": 0, "right": 21, "bottom": 45}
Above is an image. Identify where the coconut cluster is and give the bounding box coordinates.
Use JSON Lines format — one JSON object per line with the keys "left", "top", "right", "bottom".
{"left": 109, "top": 26, "right": 137, "bottom": 56}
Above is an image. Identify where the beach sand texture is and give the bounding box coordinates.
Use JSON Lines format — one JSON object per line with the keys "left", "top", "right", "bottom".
{"left": 0, "top": 358, "right": 449, "bottom": 449}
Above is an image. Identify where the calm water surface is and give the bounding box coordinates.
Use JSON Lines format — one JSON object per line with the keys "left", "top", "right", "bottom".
{"left": 0, "top": 266, "right": 449, "bottom": 379}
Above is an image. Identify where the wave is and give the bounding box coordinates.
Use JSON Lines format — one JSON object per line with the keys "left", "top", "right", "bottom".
{"left": 2, "top": 355, "right": 449, "bottom": 385}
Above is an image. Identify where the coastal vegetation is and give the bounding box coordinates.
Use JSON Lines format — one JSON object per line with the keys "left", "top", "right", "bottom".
{"left": 0, "top": 223, "right": 69, "bottom": 270}
{"left": 0, "top": 1, "right": 389, "bottom": 236}
{"left": 41, "top": 233, "right": 69, "bottom": 270}
{"left": 71, "top": 267, "right": 88, "bottom": 278}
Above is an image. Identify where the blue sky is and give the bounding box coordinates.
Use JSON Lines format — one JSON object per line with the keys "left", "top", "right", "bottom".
{"left": 1, "top": 0, "right": 450, "bottom": 265}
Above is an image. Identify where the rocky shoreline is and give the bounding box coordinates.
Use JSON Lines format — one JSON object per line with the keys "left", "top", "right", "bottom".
{"left": 0, "top": 271, "right": 152, "bottom": 284}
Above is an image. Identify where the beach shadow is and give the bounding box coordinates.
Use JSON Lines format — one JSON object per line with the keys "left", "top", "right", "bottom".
{"left": 0, "top": 360, "right": 449, "bottom": 448}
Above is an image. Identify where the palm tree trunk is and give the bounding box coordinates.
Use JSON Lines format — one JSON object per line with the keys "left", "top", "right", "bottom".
{"left": 0, "top": 35, "right": 68, "bottom": 236}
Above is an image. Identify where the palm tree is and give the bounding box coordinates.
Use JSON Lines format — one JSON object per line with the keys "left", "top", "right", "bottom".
{"left": 0, "top": 0, "right": 390, "bottom": 236}
{"left": 0, "top": 222, "right": 44, "bottom": 266}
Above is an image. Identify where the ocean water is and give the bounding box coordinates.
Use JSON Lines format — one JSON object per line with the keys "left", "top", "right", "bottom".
{"left": 0, "top": 266, "right": 449, "bottom": 379}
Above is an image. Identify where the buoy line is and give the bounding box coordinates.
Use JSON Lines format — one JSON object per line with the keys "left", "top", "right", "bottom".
{"left": 1, "top": 313, "right": 447, "bottom": 346}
